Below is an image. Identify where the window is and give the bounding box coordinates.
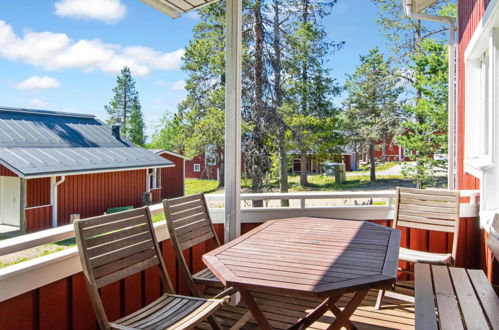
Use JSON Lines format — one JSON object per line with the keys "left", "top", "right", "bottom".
{"left": 193, "top": 164, "right": 201, "bottom": 172}
{"left": 205, "top": 145, "right": 217, "bottom": 166}
{"left": 464, "top": 29, "right": 498, "bottom": 173}
{"left": 403, "top": 148, "right": 412, "bottom": 158}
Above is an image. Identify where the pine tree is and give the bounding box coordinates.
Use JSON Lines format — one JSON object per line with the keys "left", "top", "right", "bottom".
{"left": 285, "top": 0, "right": 343, "bottom": 186}
{"left": 105, "top": 66, "right": 139, "bottom": 137}
{"left": 396, "top": 39, "right": 449, "bottom": 188}
{"left": 342, "top": 48, "right": 403, "bottom": 181}
{"left": 127, "top": 97, "right": 146, "bottom": 146}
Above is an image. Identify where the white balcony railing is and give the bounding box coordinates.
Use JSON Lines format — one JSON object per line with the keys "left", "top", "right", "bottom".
{"left": 0, "top": 190, "right": 480, "bottom": 303}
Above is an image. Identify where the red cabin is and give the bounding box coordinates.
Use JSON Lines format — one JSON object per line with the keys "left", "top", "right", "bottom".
{"left": 0, "top": 107, "right": 175, "bottom": 234}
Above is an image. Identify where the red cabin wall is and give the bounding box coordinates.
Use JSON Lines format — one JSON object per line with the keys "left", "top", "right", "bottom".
{"left": 56, "top": 170, "right": 147, "bottom": 226}
{"left": 27, "top": 178, "right": 51, "bottom": 207}
{"left": 0, "top": 164, "right": 17, "bottom": 177}
{"left": 458, "top": 0, "right": 495, "bottom": 282}
{"left": 185, "top": 153, "right": 219, "bottom": 180}
{"left": 158, "top": 153, "right": 185, "bottom": 199}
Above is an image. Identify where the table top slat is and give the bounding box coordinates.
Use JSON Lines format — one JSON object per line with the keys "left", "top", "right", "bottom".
{"left": 415, "top": 264, "right": 437, "bottom": 330}
{"left": 449, "top": 267, "right": 490, "bottom": 329}
{"left": 467, "top": 269, "right": 499, "bottom": 329}
{"left": 431, "top": 265, "right": 464, "bottom": 330}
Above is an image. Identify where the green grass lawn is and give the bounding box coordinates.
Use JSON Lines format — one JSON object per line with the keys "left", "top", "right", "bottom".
{"left": 357, "top": 161, "right": 399, "bottom": 173}
{"left": 185, "top": 178, "right": 220, "bottom": 195}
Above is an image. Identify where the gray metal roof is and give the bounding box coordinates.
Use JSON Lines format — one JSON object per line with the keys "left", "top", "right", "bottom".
{"left": 0, "top": 107, "right": 174, "bottom": 178}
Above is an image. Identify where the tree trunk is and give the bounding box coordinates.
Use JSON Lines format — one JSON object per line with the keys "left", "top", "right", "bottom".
{"left": 251, "top": 0, "right": 265, "bottom": 208}
{"left": 278, "top": 131, "right": 289, "bottom": 206}
{"left": 272, "top": 0, "right": 289, "bottom": 207}
{"left": 369, "top": 142, "right": 376, "bottom": 182}
{"left": 218, "top": 152, "right": 225, "bottom": 187}
{"left": 300, "top": 152, "right": 308, "bottom": 186}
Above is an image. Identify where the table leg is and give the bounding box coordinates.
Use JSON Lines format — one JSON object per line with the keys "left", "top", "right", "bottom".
{"left": 289, "top": 296, "right": 341, "bottom": 330}
{"left": 238, "top": 288, "right": 272, "bottom": 330}
{"left": 327, "top": 289, "right": 368, "bottom": 330}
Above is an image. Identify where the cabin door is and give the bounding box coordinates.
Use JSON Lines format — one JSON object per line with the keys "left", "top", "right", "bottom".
{"left": 0, "top": 177, "right": 20, "bottom": 226}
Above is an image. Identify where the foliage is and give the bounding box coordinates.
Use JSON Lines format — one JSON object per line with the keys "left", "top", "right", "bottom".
{"left": 149, "top": 112, "right": 183, "bottom": 152}
{"left": 283, "top": 0, "right": 344, "bottom": 186}
{"left": 105, "top": 67, "right": 140, "bottom": 139}
{"left": 342, "top": 48, "right": 403, "bottom": 181}
{"left": 397, "top": 39, "right": 448, "bottom": 188}
{"left": 127, "top": 97, "right": 146, "bottom": 146}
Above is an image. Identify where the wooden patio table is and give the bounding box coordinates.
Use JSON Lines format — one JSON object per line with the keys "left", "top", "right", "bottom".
{"left": 203, "top": 217, "right": 400, "bottom": 330}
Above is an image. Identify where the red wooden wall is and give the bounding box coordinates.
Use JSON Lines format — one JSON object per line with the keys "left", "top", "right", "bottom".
{"left": 27, "top": 178, "right": 51, "bottom": 207}
{"left": 0, "top": 164, "right": 17, "bottom": 177}
{"left": 185, "top": 153, "right": 219, "bottom": 180}
{"left": 56, "top": 170, "right": 147, "bottom": 226}
{"left": 158, "top": 153, "right": 185, "bottom": 199}
{"left": 458, "top": 0, "right": 496, "bottom": 282}
{"left": 25, "top": 206, "right": 52, "bottom": 233}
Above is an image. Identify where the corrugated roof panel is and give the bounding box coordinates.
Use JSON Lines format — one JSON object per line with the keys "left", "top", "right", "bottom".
{"left": 0, "top": 147, "right": 173, "bottom": 177}
{"left": 0, "top": 107, "right": 174, "bottom": 177}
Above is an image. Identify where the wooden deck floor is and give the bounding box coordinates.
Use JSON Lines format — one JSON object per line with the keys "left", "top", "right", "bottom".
{"left": 200, "top": 286, "right": 415, "bottom": 330}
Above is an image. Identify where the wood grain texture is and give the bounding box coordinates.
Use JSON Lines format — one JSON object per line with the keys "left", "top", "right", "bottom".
{"left": 203, "top": 217, "right": 399, "bottom": 296}
{"left": 415, "top": 264, "right": 499, "bottom": 330}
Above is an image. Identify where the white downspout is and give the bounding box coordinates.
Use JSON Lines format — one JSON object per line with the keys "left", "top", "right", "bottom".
{"left": 146, "top": 169, "right": 153, "bottom": 193}
{"left": 404, "top": 0, "right": 457, "bottom": 190}
{"left": 50, "top": 176, "right": 65, "bottom": 228}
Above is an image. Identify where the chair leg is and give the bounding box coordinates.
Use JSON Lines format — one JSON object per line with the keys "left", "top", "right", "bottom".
{"left": 208, "top": 315, "right": 222, "bottom": 330}
{"left": 375, "top": 290, "right": 385, "bottom": 310}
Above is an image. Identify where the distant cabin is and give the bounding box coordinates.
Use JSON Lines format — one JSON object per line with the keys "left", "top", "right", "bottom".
{"left": 0, "top": 107, "right": 177, "bottom": 233}
{"left": 151, "top": 150, "right": 185, "bottom": 198}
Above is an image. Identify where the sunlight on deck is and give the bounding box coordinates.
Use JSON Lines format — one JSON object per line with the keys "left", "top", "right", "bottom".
{"left": 200, "top": 287, "right": 414, "bottom": 329}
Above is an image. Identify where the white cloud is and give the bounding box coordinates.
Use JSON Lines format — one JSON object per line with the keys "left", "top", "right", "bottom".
{"left": 156, "top": 79, "right": 166, "bottom": 85}
{"left": 185, "top": 11, "right": 200, "bottom": 20}
{"left": 15, "top": 76, "right": 60, "bottom": 91}
{"left": 0, "top": 20, "right": 184, "bottom": 76}
{"left": 28, "top": 98, "right": 48, "bottom": 108}
{"left": 54, "top": 0, "right": 126, "bottom": 24}
{"left": 171, "top": 80, "right": 186, "bottom": 91}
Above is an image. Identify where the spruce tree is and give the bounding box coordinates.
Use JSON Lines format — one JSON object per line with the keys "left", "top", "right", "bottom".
{"left": 105, "top": 66, "right": 139, "bottom": 138}
{"left": 127, "top": 97, "right": 146, "bottom": 146}
{"left": 342, "top": 48, "right": 403, "bottom": 181}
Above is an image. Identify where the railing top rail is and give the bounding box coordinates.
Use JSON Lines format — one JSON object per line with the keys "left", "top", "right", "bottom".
{"left": 205, "top": 191, "right": 396, "bottom": 201}
{"left": 0, "top": 190, "right": 479, "bottom": 258}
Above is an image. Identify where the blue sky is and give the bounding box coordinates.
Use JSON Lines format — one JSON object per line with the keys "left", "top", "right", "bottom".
{"left": 0, "top": 0, "right": 391, "bottom": 139}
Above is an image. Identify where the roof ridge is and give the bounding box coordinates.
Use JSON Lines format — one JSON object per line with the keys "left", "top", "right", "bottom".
{"left": 0, "top": 106, "right": 95, "bottom": 119}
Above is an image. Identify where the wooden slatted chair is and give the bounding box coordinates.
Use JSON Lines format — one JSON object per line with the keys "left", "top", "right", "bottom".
{"left": 488, "top": 214, "right": 499, "bottom": 262}
{"left": 375, "top": 187, "right": 461, "bottom": 309}
{"left": 163, "top": 194, "right": 253, "bottom": 330}
{"left": 74, "top": 207, "right": 225, "bottom": 330}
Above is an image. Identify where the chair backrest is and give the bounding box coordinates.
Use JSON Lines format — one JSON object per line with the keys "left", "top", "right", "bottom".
{"left": 393, "top": 187, "right": 461, "bottom": 260}
{"left": 163, "top": 194, "right": 220, "bottom": 296}
{"left": 487, "top": 214, "right": 499, "bottom": 262}
{"left": 74, "top": 207, "right": 173, "bottom": 330}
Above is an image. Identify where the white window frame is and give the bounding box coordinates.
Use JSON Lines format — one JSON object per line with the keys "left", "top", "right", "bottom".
{"left": 205, "top": 145, "right": 217, "bottom": 166}
{"left": 403, "top": 148, "right": 412, "bottom": 158}
{"left": 463, "top": 2, "right": 499, "bottom": 230}
{"left": 193, "top": 163, "right": 201, "bottom": 172}
{"left": 464, "top": 28, "right": 498, "bottom": 175}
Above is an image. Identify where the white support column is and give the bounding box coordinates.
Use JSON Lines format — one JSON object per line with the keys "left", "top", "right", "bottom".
{"left": 448, "top": 24, "right": 457, "bottom": 190}
{"left": 224, "top": 0, "right": 242, "bottom": 242}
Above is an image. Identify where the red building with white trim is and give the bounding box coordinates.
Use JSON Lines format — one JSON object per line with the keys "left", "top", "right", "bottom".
{"left": 0, "top": 107, "right": 175, "bottom": 233}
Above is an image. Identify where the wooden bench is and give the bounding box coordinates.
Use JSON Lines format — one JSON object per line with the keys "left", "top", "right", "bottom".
{"left": 415, "top": 215, "right": 499, "bottom": 329}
